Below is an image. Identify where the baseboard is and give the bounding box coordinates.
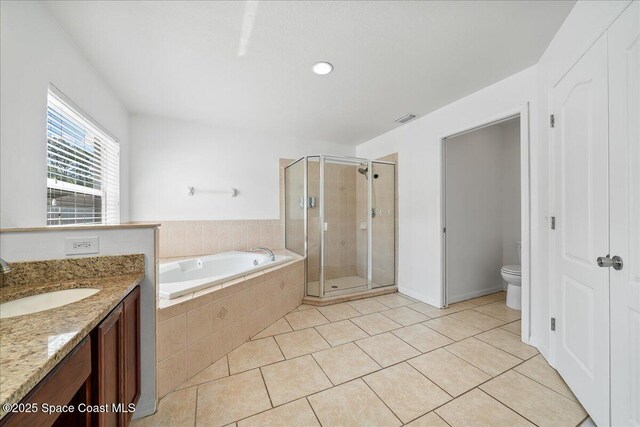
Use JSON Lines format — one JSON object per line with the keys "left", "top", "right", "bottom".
{"left": 447, "top": 285, "right": 504, "bottom": 304}
{"left": 398, "top": 287, "right": 441, "bottom": 307}
{"left": 132, "top": 397, "right": 157, "bottom": 420}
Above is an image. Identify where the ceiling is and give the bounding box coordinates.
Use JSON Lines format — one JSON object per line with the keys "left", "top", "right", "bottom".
{"left": 44, "top": 1, "right": 574, "bottom": 145}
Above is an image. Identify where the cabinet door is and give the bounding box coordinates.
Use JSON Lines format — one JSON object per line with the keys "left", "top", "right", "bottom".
{"left": 97, "top": 303, "right": 124, "bottom": 427}
{"left": 609, "top": 2, "right": 640, "bottom": 425}
{"left": 121, "top": 287, "right": 141, "bottom": 425}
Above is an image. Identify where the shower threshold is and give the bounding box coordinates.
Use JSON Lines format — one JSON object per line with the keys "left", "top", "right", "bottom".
{"left": 302, "top": 285, "right": 398, "bottom": 306}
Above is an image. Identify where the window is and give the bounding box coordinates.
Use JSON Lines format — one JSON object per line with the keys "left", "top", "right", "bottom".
{"left": 46, "top": 87, "right": 120, "bottom": 225}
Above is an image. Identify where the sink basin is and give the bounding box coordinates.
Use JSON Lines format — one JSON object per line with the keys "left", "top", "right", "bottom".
{"left": 0, "top": 288, "right": 100, "bottom": 319}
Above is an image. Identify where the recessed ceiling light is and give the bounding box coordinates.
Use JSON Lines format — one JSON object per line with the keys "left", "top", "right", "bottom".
{"left": 312, "top": 61, "right": 333, "bottom": 75}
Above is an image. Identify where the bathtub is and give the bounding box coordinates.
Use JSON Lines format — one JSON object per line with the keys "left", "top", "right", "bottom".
{"left": 159, "top": 251, "right": 292, "bottom": 300}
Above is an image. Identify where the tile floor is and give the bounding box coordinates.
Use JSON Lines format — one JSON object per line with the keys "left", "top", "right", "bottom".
{"left": 133, "top": 292, "right": 589, "bottom": 427}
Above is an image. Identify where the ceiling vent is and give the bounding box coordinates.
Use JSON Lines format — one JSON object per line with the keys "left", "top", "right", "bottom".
{"left": 395, "top": 114, "right": 416, "bottom": 124}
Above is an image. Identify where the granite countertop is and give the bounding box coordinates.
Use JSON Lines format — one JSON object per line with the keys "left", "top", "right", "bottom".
{"left": 0, "top": 255, "right": 144, "bottom": 420}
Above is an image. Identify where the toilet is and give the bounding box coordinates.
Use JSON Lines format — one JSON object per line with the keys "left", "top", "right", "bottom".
{"left": 501, "top": 241, "right": 521, "bottom": 310}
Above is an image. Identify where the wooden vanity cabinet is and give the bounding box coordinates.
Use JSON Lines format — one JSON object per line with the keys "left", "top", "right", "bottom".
{"left": 0, "top": 286, "right": 140, "bottom": 427}
{"left": 93, "top": 286, "right": 141, "bottom": 427}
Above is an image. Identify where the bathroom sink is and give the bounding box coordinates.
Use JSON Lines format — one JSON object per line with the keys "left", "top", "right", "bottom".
{"left": 0, "top": 288, "right": 100, "bottom": 319}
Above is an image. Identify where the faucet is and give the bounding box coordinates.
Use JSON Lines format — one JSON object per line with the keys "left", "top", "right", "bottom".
{"left": 0, "top": 257, "right": 12, "bottom": 273}
{"left": 251, "top": 247, "right": 275, "bottom": 262}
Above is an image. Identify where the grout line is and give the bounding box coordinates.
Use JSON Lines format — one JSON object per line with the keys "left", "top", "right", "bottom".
{"left": 305, "top": 396, "right": 323, "bottom": 426}
{"left": 359, "top": 376, "right": 405, "bottom": 425}
{"left": 258, "top": 366, "right": 274, "bottom": 408}
{"left": 193, "top": 385, "right": 198, "bottom": 427}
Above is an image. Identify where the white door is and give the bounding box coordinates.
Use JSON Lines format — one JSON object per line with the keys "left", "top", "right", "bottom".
{"left": 609, "top": 2, "right": 640, "bottom": 426}
{"left": 552, "top": 35, "right": 610, "bottom": 426}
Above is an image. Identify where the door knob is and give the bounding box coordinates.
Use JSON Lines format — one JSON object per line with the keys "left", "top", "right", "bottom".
{"left": 597, "top": 255, "right": 623, "bottom": 270}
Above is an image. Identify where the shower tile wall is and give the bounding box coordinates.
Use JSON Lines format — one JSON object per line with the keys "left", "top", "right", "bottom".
{"left": 323, "top": 163, "right": 359, "bottom": 280}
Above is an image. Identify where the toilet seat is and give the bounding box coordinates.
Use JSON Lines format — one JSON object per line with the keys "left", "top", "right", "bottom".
{"left": 501, "top": 265, "right": 521, "bottom": 276}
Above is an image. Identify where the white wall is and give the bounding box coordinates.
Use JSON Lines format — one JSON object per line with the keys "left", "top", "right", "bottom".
{"left": 129, "top": 115, "right": 354, "bottom": 221}
{"left": 356, "top": 67, "right": 535, "bottom": 307}
{"left": 0, "top": 1, "right": 130, "bottom": 228}
{"left": 501, "top": 120, "right": 522, "bottom": 267}
{"left": 0, "top": 226, "right": 157, "bottom": 419}
{"left": 445, "top": 119, "right": 520, "bottom": 303}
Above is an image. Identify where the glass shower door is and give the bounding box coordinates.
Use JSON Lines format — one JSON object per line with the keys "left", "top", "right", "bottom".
{"left": 321, "top": 156, "right": 369, "bottom": 295}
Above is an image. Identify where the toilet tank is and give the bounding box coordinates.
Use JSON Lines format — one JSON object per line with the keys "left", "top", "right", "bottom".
{"left": 516, "top": 241, "right": 521, "bottom": 264}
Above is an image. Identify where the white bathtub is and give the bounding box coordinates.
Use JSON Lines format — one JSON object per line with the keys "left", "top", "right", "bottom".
{"left": 159, "top": 251, "right": 292, "bottom": 300}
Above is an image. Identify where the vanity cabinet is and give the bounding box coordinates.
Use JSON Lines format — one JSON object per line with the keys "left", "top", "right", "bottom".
{"left": 0, "top": 286, "right": 140, "bottom": 427}
{"left": 94, "top": 286, "right": 140, "bottom": 427}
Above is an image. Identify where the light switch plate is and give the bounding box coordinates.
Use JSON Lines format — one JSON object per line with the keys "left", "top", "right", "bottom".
{"left": 65, "top": 236, "right": 99, "bottom": 255}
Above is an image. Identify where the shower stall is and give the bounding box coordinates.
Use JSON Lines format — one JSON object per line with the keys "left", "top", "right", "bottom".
{"left": 284, "top": 155, "right": 396, "bottom": 299}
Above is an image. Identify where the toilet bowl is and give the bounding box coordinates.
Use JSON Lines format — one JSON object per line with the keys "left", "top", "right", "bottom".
{"left": 502, "top": 241, "right": 521, "bottom": 310}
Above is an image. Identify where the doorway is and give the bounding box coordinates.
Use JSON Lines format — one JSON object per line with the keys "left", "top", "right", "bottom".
{"left": 441, "top": 107, "right": 530, "bottom": 340}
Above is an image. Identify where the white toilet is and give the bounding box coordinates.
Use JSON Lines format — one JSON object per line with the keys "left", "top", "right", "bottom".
{"left": 501, "top": 241, "right": 521, "bottom": 310}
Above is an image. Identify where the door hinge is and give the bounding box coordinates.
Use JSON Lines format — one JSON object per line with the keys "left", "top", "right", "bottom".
{"left": 443, "top": 227, "right": 446, "bottom": 233}
{"left": 550, "top": 114, "right": 555, "bottom": 128}
{"left": 550, "top": 216, "right": 556, "bottom": 230}
{"left": 551, "top": 317, "right": 556, "bottom": 331}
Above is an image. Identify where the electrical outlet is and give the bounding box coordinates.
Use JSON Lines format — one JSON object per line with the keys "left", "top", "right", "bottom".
{"left": 65, "top": 236, "right": 99, "bottom": 255}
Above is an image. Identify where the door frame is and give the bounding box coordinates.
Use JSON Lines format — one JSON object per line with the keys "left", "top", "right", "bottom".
{"left": 440, "top": 103, "right": 531, "bottom": 343}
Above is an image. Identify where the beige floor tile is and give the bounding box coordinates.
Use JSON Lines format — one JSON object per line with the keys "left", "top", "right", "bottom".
{"left": 480, "top": 370, "right": 587, "bottom": 427}
{"left": 407, "top": 302, "right": 450, "bottom": 318}
{"left": 297, "top": 304, "right": 315, "bottom": 311}
{"left": 381, "top": 306, "right": 430, "bottom": 326}
{"left": 445, "top": 337, "right": 521, "bottom": 376}
{"left": 285, "top": 308, "right": 329, "bottom": 330}
{"left": 392, "top": 324, "right": 453, "bottom": 353}
{"left": 252, "top": 318, "right": 292, "bottom": 340}
{"left": 315, "top": 319, "right": 369, "bottom": 347}
{"left": 514, "top": 354, "right": 579, "bottom": 402}
{"left": 449, "top": 309, "right": 507, "bottom": 331}
{"left": 473, "top": 301, "right": 521, "bottom": 322}
{"left": 374, "top": 293, "right": 415, "bottom": 308}
{"left": 347, "top": 298, "right": 389, "bottom": 315}
{"left": 475, "top": 328, "right": 538, "bottom": 360}
{"left": 228, "top": 337, "right": 284, "bottom": 374}
{"left": 196, "top": 369, "right": 271, "bottom": 427}
{"left": 501, "top": 319, "right": 522, "bottom": 334}
{"left": 436, "top": 388, "right": 533, "bottom": 427}
{"left": 261, "top": 355, "right": 332, "bottom": 406}
{"left": 408, "top": 348, "right": 490, "bottom": 397}
{"left": 132, "top": 387, "right": 196, "bottom": 427}
{"left": 404, "top": 412, "right": 449, "bottom": 427}
{"left": 355, "top": 332, "right": 420, "bottom": 367}
{"left": 317, "top": 303, "right": 361, "bottom": 322}
{"left": 422, "top": 316, "right": 483, "bottom": 341}
{"left": 308, "top": 379, "right": 401, "bottom": 427}
{"left": 237, "top": 398, "right": 320, "bottom": 427}
{"left": 275, "top": 328, "right": 330, "bottom": 359}
{"left": 313, "top": 342, "right": 381, "bottom": 385}
{"left": 466, "top": 292, "right": 506, "bottom": 306}
{"left": 364, "top": 363, "right": 451, "bottom": 423}
{"left": 351, "top": 312, "right": 402, "bottom": 335}
{"left": 177, "top": 355, "right": 228, "bottom": 389}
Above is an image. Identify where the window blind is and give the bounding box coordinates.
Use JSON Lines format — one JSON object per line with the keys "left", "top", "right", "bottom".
{"left": 46, "top": 88, "right": 120, "bottom": 225}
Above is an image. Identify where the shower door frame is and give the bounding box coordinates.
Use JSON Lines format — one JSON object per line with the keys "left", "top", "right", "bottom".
{"left": 284, "top": 155, "right": 396, "bottom": 298}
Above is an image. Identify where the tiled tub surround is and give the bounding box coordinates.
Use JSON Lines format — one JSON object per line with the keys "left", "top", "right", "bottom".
{"left": 158, "top": 220, "right": 286, "bottom": 259}
{"left": 136, "top": 291, "right": 588, "bottom": 427}
{"left": 0, "top": 255, "right": 144, "bottom": 419}
{"left": 156, "top": 256, "right": 305, "bottom": 398}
